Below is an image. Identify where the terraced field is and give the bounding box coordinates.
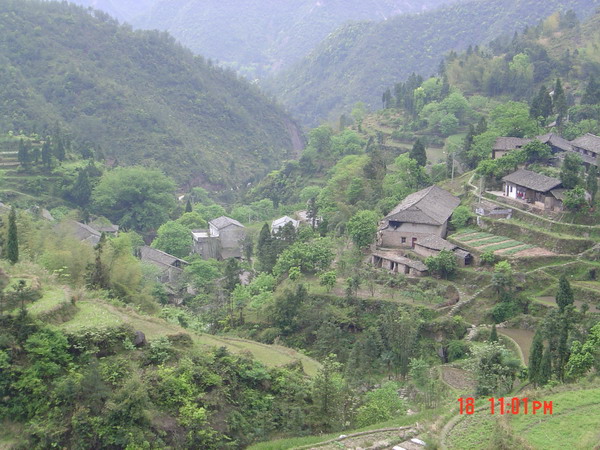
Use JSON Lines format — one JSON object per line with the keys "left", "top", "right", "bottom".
{"left": 451, "top": 231, "right": 552, "bottom": 257}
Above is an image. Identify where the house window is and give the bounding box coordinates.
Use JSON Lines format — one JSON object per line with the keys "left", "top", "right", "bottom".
{"left": 510, "top": 186, "right": 513, "bottom": 193}
{"left": 401, "top": 237, "right": 406, "bottom": 244}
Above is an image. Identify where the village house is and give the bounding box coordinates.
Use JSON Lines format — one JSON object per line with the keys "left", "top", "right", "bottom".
{"left": 492, "top": 133, "right": 572, "bottom": 159}
{"left": 413, "top": 235, "right": 473, "bottom": 267}
{"left": 271, "top": 216, "right": 299, "bottom": 233}
{"left": 569, "top": 133, "right": 600, "bottom": 168}
{"left": 501, "top": 169, "right": 564, "bottom": 211}
{"left": 371, "top": 250, "right": 428, "bottom": 277}
{"left": 377, "top": 185, "right": 460, "bottom": 249}
{"left": 192, "top": 216, "right": 246, "bottom": 260}
{"left": 67, "top": 221, "right": 102, "bottom": 246}
{"left": 139, "top": 246, "right": 189, "bottom": 284}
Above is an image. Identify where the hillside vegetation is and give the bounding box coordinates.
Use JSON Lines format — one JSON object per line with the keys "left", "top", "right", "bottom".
{"left": 0, "top": 0, "right": 301, "bottom": 187}
{"left": 268, "top": 0, "right": 600, "bottom": 126}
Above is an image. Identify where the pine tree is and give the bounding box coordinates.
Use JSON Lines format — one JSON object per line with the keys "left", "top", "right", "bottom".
{"left": 539, "top": 346, "right": 552, "bottom": 385}
{"left": 553, "top": 78, "right": 567, "bottom": 127}
{"left": 555, "top": 275, "right": 574, "bottom": 313}
{"left": 489, "top": 324, "right": 499, "bottom": 342}
{"left": 528, "top": 330, "right": 544, "bottom": 386}
{"left": 587, "top": 165, "right": 598, "bottom": 204}
{"left": 41, "top": 139, "right": 52, "bottom": 169}
{"left": 17, "top": 139, "right": 28, "bottom": 167}
{"left": 530, "top": 85, "right": 552, "bottom": 120}
{"left": 257, "top": 223, "right": 276, "bottom": 272}
{"left": 410, "top": 138, "right": 427, "bottom": 167}
{"left": 6, "top": 207, "right": 18, "bottom": 264}
{"left": 88, "top": 233, "right": 109, "bottom": 289}
{"left": 71, "top": 169, "right": 92, "bottom": 206}
{"left": 185, "top": 198, "right": 193, "bottom": 213}
{"left": 581, "top": 75, "right": 600, "bottom": 105}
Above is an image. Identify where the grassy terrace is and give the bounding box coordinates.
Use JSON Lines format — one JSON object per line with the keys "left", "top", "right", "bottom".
{"left": 57, "top": 298, "right": 321, "bottom": 376}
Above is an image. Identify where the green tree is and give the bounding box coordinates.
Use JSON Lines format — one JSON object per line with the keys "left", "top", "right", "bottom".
{"left": 17, "top": 139, "right": 30, "bottom": 168}
{"left": 450, "top": 205, "right": 473, "bottom": 229}
{"left": 522, "top": 140, "right": 551, "bottom": 164}
{"left": 273, "top": 284, "right": 307, "bottom": 334}
{"left": 356, "top": 382, "right": 406, "bottom": 427}
{"left": 347, "top": 210, "right": 379, "bottom": 248}
{"left": 319, "top": 271, "right": 337, "bottom": 292}
{"left": 530, "top": 85, "right": 553, "bottom": 120}
{"left": 185, "top": 198, "right": 193, "bottom": 213}
{"left": 41, "top": 140, "right": 52, "bottom": 169}
{"left": 565, "top": 322, "right": 600, "bottom": 380}
{"left": 587, "top": 165, "right": 598, "bottom": 203}
{"left": 425, "top": 249, "right": 457, "bottom": 279}
{"left": 563, "top": 187, "right": 587, "bottom": 212}
{"left": 310, "top": 356, "right": 348, "bottom": 431}
{"left": 553, "top": 78, "right": 567, "bottom": 126}
{"left": 223, "top": 258, "right": 241, "bottom": 293}
{"left": 88, "top": 233, "right": 109, "bottom": 289}
{"left": 492, "top": 261, "right": 513, "bottom": 301}
{"left": 257, "top": 223, "right": 276, "bottom": 273}
{"left": 528, "top": 329, "right": 544, "bottom": 386}
{"left": 489, "top": 324, "right": 499, "bottom": 343}
{"left": 409, "top": 138, "right": 427, "bottom": 167}
{"left": 151, "top": 221, "right": 192, "bottom": 258}
{"left": 6, "top": 207, "right": 18, "bottom": 264}
{"left": 582, "top": 75, "right": 600, "bottom": 105}
{"left": 92, "top": 167, "right": 176, "bottom": 231}
{"left": 471, "top": 341, "right": 521, "bottom": 396}
{"left": 539, "top": 345, "right": 552, "bottom": 386}
{"left": 184, "top": 259, "right": 221, "bottom": 291}
{"left": 71, "top": 169, "right": 92, "bottom": 207}
{"left": 555, "top": 275, "right": 574, "bottom": 313}
{"left": 560, "top": 153, "right": 583, "bottom": 189}
{"left": 176, "top": 212, "right": 207, "bottom": 230}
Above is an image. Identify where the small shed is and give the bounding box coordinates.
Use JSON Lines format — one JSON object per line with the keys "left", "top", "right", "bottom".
{"left": 413, "top": 235, "right": 473, "bottom": 267}
{"left": 371, "top": 251, "right": 428, "bottom": 277}
{"left": 139, "top": 246, "right": 189, "bottom": 284}
{"left": 473, "top": 200, "right": 512, "bottom": 219}
{"left": 271, "top": 216, "right": 299, "bottom": 233}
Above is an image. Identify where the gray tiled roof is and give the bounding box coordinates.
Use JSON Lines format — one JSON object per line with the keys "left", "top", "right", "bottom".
{"left": 139, "top": 246, "right": 188, "bottom": 268}
{"left": 372, "top": 251, "right": 428, "bottom": 271}
{"left": 537, "top": 133, "right": 572, "bottom": 152}
{"left": 493, "top": 137, "right": 529, "bottom": 151}
{"left": 385, "top": 185, "right": 460, "bottom": 226}
{"left": 416, "top": 235, "right": 457, "bottom": 251}
{"left": 570, "top": 133, "right": 600, "bottom": 154}
{"left": 69, "top": 221, "right": 101, "bottom": 245}
{"left": 502, "top": 169, "right": 561, "bottom": 192}
{"left": 209, "top": 216, "right": 244, "bottom": 229}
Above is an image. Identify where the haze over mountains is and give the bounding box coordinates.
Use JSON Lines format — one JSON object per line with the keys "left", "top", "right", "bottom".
{"left": 69, "top": 0, "right": 461, "bottom": 78}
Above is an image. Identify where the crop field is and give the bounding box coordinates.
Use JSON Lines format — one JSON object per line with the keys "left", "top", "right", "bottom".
{"left": 451, "top": 231, "right": 552, "bottom": 257}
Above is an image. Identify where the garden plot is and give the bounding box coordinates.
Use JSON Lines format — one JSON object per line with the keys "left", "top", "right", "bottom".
{"left": 451, "top": 231, "right": 554, "bottom": 257}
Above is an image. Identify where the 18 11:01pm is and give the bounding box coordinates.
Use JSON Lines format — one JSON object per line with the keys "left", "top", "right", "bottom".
{"left": 458, "top": 397, "right": 553, "bottom": 415}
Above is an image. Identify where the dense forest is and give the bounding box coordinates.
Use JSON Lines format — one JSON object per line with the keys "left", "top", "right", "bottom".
{"left": 268, "top": 0, "right": 600, "bottom": 126}
{"left": 71, "top": 0, "right": 461, "bottom": 79}
{"left": 0, "top": 0, "right": 301, "bottom": 187}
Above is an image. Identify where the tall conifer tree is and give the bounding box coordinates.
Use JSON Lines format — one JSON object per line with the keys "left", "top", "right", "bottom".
{"left": 6, "top": 207, "right": 18, "bottom": 264}
{"left": 410, "top": 138, "right": 427, "bottom": 167}
{"left": 528, "top": 330, "right": 544, "bottom": 386}
{"left": 555, "top": 275, "right": 574, "bottom": 313}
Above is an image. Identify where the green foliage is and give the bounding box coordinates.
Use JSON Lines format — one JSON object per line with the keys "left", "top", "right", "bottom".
{"left": 469, "top": 341, "right": 521, "bottom": 396}
{"left": 522, "top": 139, "right": 551, "bottom": 164}
{"left": 425, "top": 249, "right": 457, "bottom": 279}
{"left": 319, "top": 271, "right": 337, "bottom": 292}
{"left": 273, "top": 239, "right": 333, "bottom": 277}
{"left": 151, "top": 221, "right": 192, "bottom": 258}
{"left": 492, "top": 261, "right": 513, "bottom": 301}
{"left": 6, "top": 207, "right": 18, "bottom": 264}
{"left": 92, "top": 167, "right": 176, "bottom": 232}
{"left": 184, "top": 259, "right": 221, "bottom": 291}
{"left": 565, "top": 322, "right": 600, "bottom": 380}
{"left": 409, "top": 139, "right": 427, "bottom": 167}
{"left": 450, "top": 205, "right": 473, "bottom": 229}
{"left": 355, "top": 382, "right": 406, "bottom": 427}
{"left": 555, "top": 275, "right": 574, "bottom": 313}
{"left": 563, "top": 187, "right": 588, "bottom": 212}
{"left": 176, "top": 212, "right": 207, "bottom": 230}
{"left": 347, "top": 210, "right": 379, "bottom": 248}
{"left": 561, "top": 153, "right": 583, "bottom": 189}
{"left": 528, "top": 329, "right": 544, "bottom": 386}
{"left": 480, "top": 250, "right": 497, "bottom": 265}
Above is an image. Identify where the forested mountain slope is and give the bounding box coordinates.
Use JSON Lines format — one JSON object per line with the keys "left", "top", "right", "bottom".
{"left": 0, "top": 0, "right": 301, "bottom": 187}
{"left": 268, "top": 0, "right": 600, "bottom": 126}
{"left": 70, "top": 0, "right": 462, "bottom": 78}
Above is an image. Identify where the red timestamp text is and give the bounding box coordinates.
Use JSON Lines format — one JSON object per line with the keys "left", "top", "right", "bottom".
{"left": 458, "top": 397, "right": 553, "bottom": 415}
